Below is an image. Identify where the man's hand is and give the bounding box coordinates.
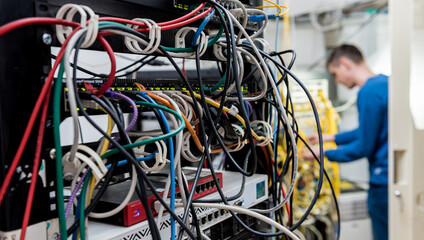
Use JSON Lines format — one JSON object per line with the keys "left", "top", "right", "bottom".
{"left": 303, "top": 146, "right": 321, "bottom": 160}
{"left": 308, "top": 133, "right": 335, "bottom": 145}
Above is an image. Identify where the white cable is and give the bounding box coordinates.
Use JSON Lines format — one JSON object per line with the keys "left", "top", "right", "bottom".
{"left": 293, "top": 229, "right": 307, "bottom": 240}
{"left": 212, "top": 43, "right": 227, "bottom": 61}
{"left": 174, "top": 203, "right": 299, "bottom": 240}
{"left": 251, "top": 120, "right": 273, "bottom": 146}
{"left": 201, "top": 233, "right": 211, "bottom": 240}
{"left": 55, "top": 4, "right": 98, "bottom": 48}
{"left": 228, "top": 124, "right": 245, "bottom": 152}
{"left": 172, "top": 94, "right": 190, "bottom": 120}
{"left": 55, "top": 4, "right": 87, "bottom": 44}
{"left": 334, "top": 95, "right": 357, "bottom": 112}
{"left": 79, "top": 6, "right": 98, "bottom": 48}
{"left": 227, "top": 13, "right": 298, "bottom": 214}
{"left": 253, "top": 38, "right": 271, "bottom": 53}
{"left": 307, "top": 224, "right": 324, "bottom": 240}
{"left": 156, "top": 93, "right": 188, "bottom": 226}
{"left": 175, "top": 92, "right": 203, "bottom": 119}
{"left": 222, "top": 46, "right": 267, "bottom": 101}
{"left": 245, "top": 9, "right": 268, "bottom": 39}
{"left": 63, "top": 28, "right": 88, "bottom": 164}
{"left": 181, "top": 131, "right": 202, "bottom": 162}
{"left": 63, "top": 152, "right": 103, "bottom": 183}
{"left": 125, "top": 18, "right": 161, "bottom": 54}
{"left": 226, "top": 0, "right": 248, "bottom": 43}
{"left": 89, "top": 165, "right": 137, "bottom": 218}
{"left": 133, "top": 136, "right": 167, "bottom": 172}
{"left": 173, "top": 27, "right": 209, "bottom": 58}
{"left": 76, "top": 145, "right": 108, "bottom": 174}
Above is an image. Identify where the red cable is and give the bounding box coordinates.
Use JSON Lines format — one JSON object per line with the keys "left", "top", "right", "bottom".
{"left": 141, "top": 7, "right": 213, "bottom": 32}
{"left": 100, "top": 7, "right": 213, "bottom": 33}
{"left": 0, "top": 17, "right": 79, "bottom": 37}
{"left": 271, "top": 156, "right": 292, "bottom": 223}
{"left": 20, "top": 87, "right": 52, "bottom": 240}
{"left": 281, "top": 182, "right": 292, "bottom": 225}
{"left": 99, "top": 2, "right": 206, "bottom": 28}
{"left": 0, "top": 25, "right": 80, "bottom": 206}
{"left": 93, "top": 36, "right": 116, "bottom": 97}
{"left": 182, "top": 58, "right": 187, "bottom": 79}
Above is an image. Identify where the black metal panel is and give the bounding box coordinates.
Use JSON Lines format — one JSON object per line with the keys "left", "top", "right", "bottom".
{"left": 0, "top": 0, "right": 56, "bottom": 232}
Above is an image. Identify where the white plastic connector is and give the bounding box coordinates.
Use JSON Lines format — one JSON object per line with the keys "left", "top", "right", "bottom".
{"left": 227, "top": 105, "right": 239, "bottom": 117}
{"left": 229, "top": 8, "right": 244, "bottom": 17}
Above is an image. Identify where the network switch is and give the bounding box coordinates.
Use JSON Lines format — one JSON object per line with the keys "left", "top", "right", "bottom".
{"left": 88, "top": 170, "right": 268, "bottom": 240}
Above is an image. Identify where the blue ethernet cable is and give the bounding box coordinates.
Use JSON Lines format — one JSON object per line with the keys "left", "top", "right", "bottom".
{"left": 136, "top": 91, "right": 176, "bottom": 240}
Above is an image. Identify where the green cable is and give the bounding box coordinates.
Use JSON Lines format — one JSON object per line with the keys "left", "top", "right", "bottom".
{"left": 99, "top": 21, "right": 129, "bottom": 28}
{"left": 79, "top": 172, "right": 91, "bottom": 240}
{"left": 203, "top": 72, "right": 226, "bottom": 94}
{"left": 100, "top": 101, "right": 185, "bottom": 159}
{"left": 53, "top": 62, "right": 68, "bottom": 239}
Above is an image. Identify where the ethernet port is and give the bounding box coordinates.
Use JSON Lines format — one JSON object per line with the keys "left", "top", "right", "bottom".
{"left": 210, "top": 181, "right": 215, "bottom": 188}
{"left": 220, "top": 209, "right": 225, "bottom": 216}
{"left": 205, "top": 181, "right": 211, "bottom": 190}
{"left": 200, "top": 184, "right": 206, "bottom": 192}
{"left": 214, "top": 211, "right": 219, "bottom": 219}
{"left": 196, "top": 185, "right": 201, "bottom": 193}
{"left": 201, "top": 217, "right": 206, "bottom": 224}
{"left": 208, "top": 214, "right": 213, "bottom": 222}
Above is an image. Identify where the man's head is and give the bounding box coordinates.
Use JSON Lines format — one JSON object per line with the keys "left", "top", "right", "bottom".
{"left": 327, "top": 44, "right": 365, "bottom": 88}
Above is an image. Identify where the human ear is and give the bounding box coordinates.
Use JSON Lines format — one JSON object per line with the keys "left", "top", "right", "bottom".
{"left": 338, "top": 56, "right": 352, "bottom": 70}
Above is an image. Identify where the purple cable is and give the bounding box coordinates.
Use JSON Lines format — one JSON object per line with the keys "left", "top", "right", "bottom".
{"left": 113, "top": 92, "right": 138, "bottom": 132}
{"left": 246, "top": 101, "right": 253, "bottom": 117}
{"left": 108, "top": 92, "right": 138, "bottom": 147}
{"left": 65, "top": 168, "right": 90, "bottom": 218}
{"left": 221, "top": 154, "right": 226, "bottom": 170}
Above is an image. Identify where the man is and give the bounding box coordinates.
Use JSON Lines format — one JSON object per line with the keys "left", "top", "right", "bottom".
{"left": 304, "top": 44, "right": 388, "bottom": 240}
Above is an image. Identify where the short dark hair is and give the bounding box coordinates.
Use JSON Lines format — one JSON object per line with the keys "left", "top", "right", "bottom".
{"left": 327, "top": 44, "right": 364, "bottom": 67}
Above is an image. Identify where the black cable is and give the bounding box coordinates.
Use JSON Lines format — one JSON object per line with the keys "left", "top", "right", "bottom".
{"left": 91, "top": 95, "right": 161, "bottom": 240}
{"left": 51, "top": 54, "right": 153, "bottom": 78}
{"left": 135, "top": 93, "right": 202, "bottom": 238}
{"left": 177, "top": 7, "right": 242, "bottom": 236}
{"left": 296, "top": 134, "right": 341, "bottom": 240}
{"left": 118, "top": 56, "right": 157, "bottom": 78}
{"left": 194, "top": 149, "right": 249, "bottom": 203}
{"left": 208, "top": 1, "right": 258, "bottom": 173}
{"left": 68, "top": 91, "right": 197, "bottom": 239}
{"left": 114, "top": 101, "right": 125, "bottom": 128}
{"left": 269, "top": 96, "right": 340, "bottom": 238}
{"left": 95, "top": 24, "right": 209, "bottom": 239}
{"left": 108, "top": 96, "right": 161, "bottom": 240}
{"left": 51, "top": 53, "right": 104, "bottom": 78}
{"left": 115, "top": 55, "right": 150, "bottom": 74}
{"left": 177, "top": 5, "right": 261, "bottom": 235}
{"left": 67, "top": 33, "right": 162, "bottom": 239}
{"left": 266, "top": 50, "right": 296, "bottom": 94}
{"left": 183, "top": 43, "right": 283, "bottom": 239}
{"left": 240, "top": 43, "right": 326, "bottom": 232}
{"left": 180, "top": 172, "right": 202, "bottom": 239}
{"left": 266, "top": 92, "right": 339, "bottom": 236}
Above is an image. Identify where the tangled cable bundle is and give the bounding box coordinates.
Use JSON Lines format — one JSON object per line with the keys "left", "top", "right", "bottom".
{"left": 0, "top": 1, "right": 341, "bottom": 240}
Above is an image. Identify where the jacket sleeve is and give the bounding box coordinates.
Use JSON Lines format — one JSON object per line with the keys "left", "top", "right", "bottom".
{"left": 325, "top": 88, "right": 384, "bottom": 162}
{"left": 334, "top": 128, "right": 359, "bottom": 145}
